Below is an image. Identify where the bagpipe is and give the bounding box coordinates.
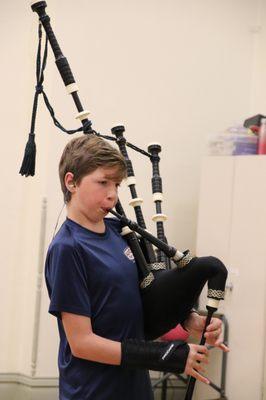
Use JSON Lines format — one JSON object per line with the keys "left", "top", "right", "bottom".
{"left": 20, "top": 2, "right": 228, "bottom": 398}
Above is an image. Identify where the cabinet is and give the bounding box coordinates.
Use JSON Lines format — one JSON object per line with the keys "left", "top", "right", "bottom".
{"left": 195, "top": 156, "right": 266, "bottom": 400}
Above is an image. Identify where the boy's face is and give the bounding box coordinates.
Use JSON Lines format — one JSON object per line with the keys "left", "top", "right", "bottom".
{"left": 67, "top": 166, "right": 122, "bottom": 223}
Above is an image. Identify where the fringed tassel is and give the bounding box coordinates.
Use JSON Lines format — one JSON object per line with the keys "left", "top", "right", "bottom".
{"left": 19, "top": 23, "right": 44, "bottom": 178}
{"left": 19, "top": 133, "right": 36, "bottom": 177}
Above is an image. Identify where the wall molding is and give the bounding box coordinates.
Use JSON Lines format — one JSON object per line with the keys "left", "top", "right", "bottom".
{"left": 0, "top": 373, "right": 58, "bottom": 400}
{"left": 0, "top": 373, "right": 58, "bottom": 387}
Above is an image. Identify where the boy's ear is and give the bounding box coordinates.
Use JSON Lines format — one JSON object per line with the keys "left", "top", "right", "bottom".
{"left": 65, "top": 172, "right": 76, "bottom": 190}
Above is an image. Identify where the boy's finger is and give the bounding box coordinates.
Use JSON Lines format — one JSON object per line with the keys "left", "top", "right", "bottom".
{"left": 206, "top": 322, "right": 222, "bottom": 332}
{"left": 194, "top": 364, "right": 206, "bottom": 374}
{"left": 206, "top": 317, "right": 222, "bottom": 329}
{"left": 197, "top": 345, "right": 209, "bottom": 354}
{"left": 196, "top": 354, "right": 209, "bottom": 364}
{"left": 190, "top": 369, "right": 210, "bottom": 385}
{"left": 205, "top": 330, "right": 221, "bottom": 339}
{"left": 218, "top": 343, "right": 230, "bottom": 352}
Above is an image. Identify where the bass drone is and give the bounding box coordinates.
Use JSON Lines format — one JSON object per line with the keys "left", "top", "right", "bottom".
{"left": 20, "top": 2, "right": 228, "bottom": 399}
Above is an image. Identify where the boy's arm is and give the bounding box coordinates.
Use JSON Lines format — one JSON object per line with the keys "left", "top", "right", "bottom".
{"left": 62, "top": 312, "right": 121, "bottom": 365}
{"left": 61, "top": 311, "right": 209, "bottom": 384}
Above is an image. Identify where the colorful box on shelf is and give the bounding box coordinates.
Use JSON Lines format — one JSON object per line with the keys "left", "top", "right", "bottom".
{"left": 208, "top": 126, "right": 258, "bottom": 156}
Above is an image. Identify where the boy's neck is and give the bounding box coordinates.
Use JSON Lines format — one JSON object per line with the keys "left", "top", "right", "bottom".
{"left": 67, "top": 208, "right": 106, "bottom": 234}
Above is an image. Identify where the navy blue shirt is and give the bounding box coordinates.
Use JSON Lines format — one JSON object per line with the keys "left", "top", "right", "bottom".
{"left": 45, "top": 217, "right": 153, "bottom": 400}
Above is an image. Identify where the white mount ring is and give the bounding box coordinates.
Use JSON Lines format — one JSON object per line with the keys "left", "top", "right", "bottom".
{"left": 152, "top": 213, "right": 167, "bottom": 222}
{"left": 129, "top": 198, "right": 143, "bottom": 207}
{"left": 75, "top": 110, "right": 90, "bottom": 121}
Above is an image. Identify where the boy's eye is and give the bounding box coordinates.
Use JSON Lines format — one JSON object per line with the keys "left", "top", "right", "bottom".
{"left": 99, "top": 180, "right": 107, "bottom": 185}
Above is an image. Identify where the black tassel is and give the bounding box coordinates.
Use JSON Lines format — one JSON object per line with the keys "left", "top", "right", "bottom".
{"left": 19, "top": 133, "right": 36, "bottom": 177}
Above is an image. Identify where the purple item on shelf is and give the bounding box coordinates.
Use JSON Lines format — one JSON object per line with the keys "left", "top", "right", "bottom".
{"left": 233, "top": 136, "right": 258, "bottom": 155}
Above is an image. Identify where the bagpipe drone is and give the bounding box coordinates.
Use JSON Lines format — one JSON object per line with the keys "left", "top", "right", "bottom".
{"left": 20, "top": 2, "right": 228, "bottom": 398}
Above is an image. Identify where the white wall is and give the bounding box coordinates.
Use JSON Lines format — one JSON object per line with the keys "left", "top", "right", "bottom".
{"left": 0, "top": 0, "right": 264, "bottom": 387}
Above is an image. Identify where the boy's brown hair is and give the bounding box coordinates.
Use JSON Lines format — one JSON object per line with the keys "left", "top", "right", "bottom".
{"left": 59, "top": 135, "right": 127, "bottom": 203}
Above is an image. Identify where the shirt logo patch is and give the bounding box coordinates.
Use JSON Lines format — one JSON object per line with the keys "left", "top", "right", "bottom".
{"left": 124, "top": 247, "right": 135, "bottom": 261}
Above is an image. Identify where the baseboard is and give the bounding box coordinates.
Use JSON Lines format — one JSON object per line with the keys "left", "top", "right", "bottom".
{"left": 0, "top": 374, "right": 59, "bottom": 400}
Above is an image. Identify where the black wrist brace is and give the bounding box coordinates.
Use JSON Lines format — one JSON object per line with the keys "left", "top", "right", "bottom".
{"left": 121, "top": 339, "right": 189, "bottom": 373}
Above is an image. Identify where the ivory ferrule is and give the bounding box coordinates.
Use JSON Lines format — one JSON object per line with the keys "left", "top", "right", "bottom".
{"left": 75, "top": 110, "right": 90, "bottom": 121}
{"left": 153, "top": 192, "right": 163, "bottom": 202}
{"left": 126, "top": 176, "right": 136, "bottom": 186}
{"left": 129, "top": 198, "right": 143, "bottom": 208}
{"left": 66, "top": 83, "right": 79, "bottom": 94}
{"left": 152, "top": 213, "right": 167, "bottom": 223}
{"left": 121, "top": 226, "right": 132, "bottom": 236}
{"left": 172, "top": 250, "right": 185, "bottom": 261}
{"left": 207, "top": 298, "right": 220, "bottom": 309}
{"left": 177, "top": 252, "right": 192, "bottom": 268}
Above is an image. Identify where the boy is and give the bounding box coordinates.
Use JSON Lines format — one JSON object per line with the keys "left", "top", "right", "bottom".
{"left": 45, "top": 135, "right": 226, "bottom": 400}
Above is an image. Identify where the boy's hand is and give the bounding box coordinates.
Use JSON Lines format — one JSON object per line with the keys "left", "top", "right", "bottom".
{"left": 185, "top": 344, "right": 209, "bottom": 384}
{"left": 184, "top": 313, "right": 229, "bottom": 352}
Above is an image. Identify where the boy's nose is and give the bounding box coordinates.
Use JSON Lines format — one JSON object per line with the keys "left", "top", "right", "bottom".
{"left": 107, "top": 187, "right": 118, "bottom": 200}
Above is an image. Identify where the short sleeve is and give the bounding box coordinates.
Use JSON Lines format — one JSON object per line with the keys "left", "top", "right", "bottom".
{"left": 45, "top": 242, "right": 91, "bottom": 319}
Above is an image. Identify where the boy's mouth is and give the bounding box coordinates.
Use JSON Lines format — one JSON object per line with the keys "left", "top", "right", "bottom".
{"left": 100, "top": 207, "right": 111, "bottom": 214}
